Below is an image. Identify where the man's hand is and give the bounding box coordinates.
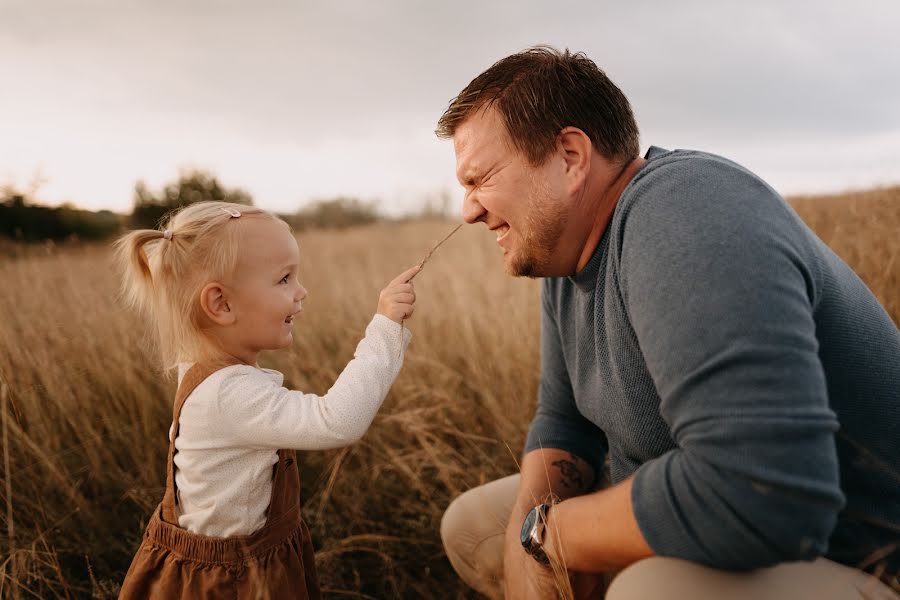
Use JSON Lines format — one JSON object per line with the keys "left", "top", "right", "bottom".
{"left": 376, "top": 265, "right": 420, "bottom": 323}
{"left": 503, "top": 506, "right": 557, "bottom": 599}
{"left": 503, "top": 449, "right": 596, "bottom": 599}
{"left": 503, "top": 514, "right": 606, "bottom": 600}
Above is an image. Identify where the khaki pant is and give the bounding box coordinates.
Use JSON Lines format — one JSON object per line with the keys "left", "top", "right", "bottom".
{"left": 440, "top": 475, "right": 898, "bottom": 599}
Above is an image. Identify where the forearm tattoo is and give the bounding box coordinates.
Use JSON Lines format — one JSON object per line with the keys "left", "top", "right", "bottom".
{"left": 551, "top": 453, "right": 590, "bottom": 491}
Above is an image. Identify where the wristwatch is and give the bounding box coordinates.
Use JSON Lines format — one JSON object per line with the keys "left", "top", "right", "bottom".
{"left": 519, "top": 502, "right": 553, "bottom": 566}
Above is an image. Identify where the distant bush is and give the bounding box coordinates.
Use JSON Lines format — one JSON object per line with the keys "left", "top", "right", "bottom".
{"left": 130, "top": 169, "right": 254, "bottom": 229}
{"left": 284, "top": 196, "right": 381, "bottom": 230}
{"left": 0, "top": 191, "right": 122, "bottom": 242}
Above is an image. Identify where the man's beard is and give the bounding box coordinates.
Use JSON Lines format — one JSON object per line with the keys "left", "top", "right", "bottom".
{"left": 506, "top": 186, "right": 567, "bottom": 278}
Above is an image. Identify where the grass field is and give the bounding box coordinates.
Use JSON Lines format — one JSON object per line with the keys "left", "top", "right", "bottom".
{"left": 1, "top": 186, "right": 898, "bottom": 598}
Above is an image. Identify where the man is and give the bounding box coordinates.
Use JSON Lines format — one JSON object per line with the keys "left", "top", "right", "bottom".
{"left": 437, "top": 46, "right": 900, "bottom": 599}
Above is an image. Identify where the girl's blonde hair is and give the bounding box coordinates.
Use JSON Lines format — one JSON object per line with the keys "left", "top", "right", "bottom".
{"left": 113, "top": 201, "right": 287, "bottom": 372}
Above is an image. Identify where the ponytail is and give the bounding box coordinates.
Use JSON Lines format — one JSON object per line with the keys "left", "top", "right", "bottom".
{"left": 113, "top": 228, "right": 168, "bottom": 318}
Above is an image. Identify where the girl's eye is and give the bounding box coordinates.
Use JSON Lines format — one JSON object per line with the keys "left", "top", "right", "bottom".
{"left": 280, "top": 274, "right": 290, "bottom": 284}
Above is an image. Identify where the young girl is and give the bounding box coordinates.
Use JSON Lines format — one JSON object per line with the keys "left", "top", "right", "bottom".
{"left": 114, "top": 201, "right": 419, "bottom": 599}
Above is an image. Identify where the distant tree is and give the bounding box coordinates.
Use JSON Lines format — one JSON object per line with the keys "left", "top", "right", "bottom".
{"left": 288, "top": 197, "right": 381, "bottom": 230}
{"left": 418, "top": 189, "right": 454, "bottom": 220}
{"left": 130, "top": 169, "right": 253, "bottom": 229}
{"left": 0, "top": 185, "right": 122, "bottom": 241}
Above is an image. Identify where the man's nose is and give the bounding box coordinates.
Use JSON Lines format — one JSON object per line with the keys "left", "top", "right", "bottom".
{"left": 461, "top": 192, "right": 486, "bottom": 224}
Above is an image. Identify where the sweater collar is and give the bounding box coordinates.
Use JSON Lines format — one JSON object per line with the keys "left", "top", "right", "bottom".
{"left": 567, "top": 145, "right": 668, "bottom": 292}
{"left": 570, "top": 229, "right": 608, "bottom": 292}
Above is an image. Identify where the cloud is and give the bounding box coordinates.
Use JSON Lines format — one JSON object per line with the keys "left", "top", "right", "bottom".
{"left": 1, "top": 0, "right": 898, "bottom": 211}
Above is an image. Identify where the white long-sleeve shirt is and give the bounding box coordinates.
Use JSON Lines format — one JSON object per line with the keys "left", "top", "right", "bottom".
{"left": 171, "top": 314, "right": 410, "bottom": 537}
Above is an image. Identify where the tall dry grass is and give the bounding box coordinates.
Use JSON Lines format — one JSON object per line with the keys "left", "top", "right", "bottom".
{"left": 0, "top": 220, "right": 539, "bottom": 598}
{"left": 789, "top": 186, "right": 899, "bottom": 322}
{"left": 0, "top": 187, "right": 897, "bottom": 598}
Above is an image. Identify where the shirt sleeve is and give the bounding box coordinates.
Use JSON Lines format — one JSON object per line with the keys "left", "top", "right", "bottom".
{"left": 524, "top": 279, "right": 608, "bottom": 478}
{"left": 211, "top": 314, "right": 410, "bottom": 450}
{"left": 620, "top": 160, "right": 845, "bottom": 569}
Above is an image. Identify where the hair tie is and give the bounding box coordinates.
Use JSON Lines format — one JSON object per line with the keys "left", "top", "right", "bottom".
{"left": 163, "top": 229, "right": 173, "bottom": 240}
{"left": 220, "top": 207, "right": 241, "bottom": 218}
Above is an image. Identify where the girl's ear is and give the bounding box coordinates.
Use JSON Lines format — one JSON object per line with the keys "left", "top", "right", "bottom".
{"left": 200, "top": 282, "right": 236, "bottom": 325}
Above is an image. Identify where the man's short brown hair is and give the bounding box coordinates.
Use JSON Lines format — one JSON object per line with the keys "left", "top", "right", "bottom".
{"left": 436, "top": 46, "right": 640, "bottom": 166}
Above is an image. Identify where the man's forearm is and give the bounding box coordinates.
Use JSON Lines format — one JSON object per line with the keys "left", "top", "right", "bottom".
{"left": 543, "top": 474, "right": 655, "bottom": 572}
{"left": 503, "top": 448, "right": 598, "bottom": 598}
{"left": 506, "top": 448, "right": 597, "bottom": 563}
{"left": 512, "top": 448, "right": 597, "bottom": 518}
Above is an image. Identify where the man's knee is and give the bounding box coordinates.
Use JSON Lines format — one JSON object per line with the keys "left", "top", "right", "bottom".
{"left": 440, "top": 486, "right": 505, "bottom": 574}
{"left": 606, "top": 557, "right": 697, "bottom": 600}
{"left": 607, "top": 557, "right": 779, "bottom": 600}
{"left": 440, "top": 475, "right": 519, "bottom": 598}
{"left": 606, "top": 556, "right": 897, "bottom": 600}
{"left": 439, "top": 492, "right": 476, "bottom": 567}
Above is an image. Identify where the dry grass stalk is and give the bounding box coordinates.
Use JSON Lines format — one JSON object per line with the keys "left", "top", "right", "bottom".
{"left": 409, "top": 223, "right": 464, "bottom": 279}
{"left": 1, "top": 379, "right": 20, "bottom": 600}
{"left": 399, "top": 222, "right": 464, "bottom": 354}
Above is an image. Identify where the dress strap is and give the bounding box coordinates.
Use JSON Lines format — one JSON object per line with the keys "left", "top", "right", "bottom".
{"left": 160, "top": 362, "right": 238, "bottom": 525}
{"left": 265, "top": 448, "right": 301, "bottom": 522}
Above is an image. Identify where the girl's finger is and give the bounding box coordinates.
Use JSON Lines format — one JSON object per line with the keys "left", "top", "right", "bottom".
{"left": 390, "top": 265, "right": 422, "bottom": 285}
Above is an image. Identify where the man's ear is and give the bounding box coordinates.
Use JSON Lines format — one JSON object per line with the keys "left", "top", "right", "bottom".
{"left": 557, "top": 126, "right": 592, "bottom": 193}
{"left": 199, "top": 282, "right": 236, "bottom": 326}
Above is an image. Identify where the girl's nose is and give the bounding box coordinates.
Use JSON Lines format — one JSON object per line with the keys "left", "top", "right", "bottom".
{"left": 296, "top": 283, "right": 308, "bottom": 302}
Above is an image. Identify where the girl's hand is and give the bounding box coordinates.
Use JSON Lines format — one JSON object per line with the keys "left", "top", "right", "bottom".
{"left": 377, "top": 265, "right": 420, "bottom": 324}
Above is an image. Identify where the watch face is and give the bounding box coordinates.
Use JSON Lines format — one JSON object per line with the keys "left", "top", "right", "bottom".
{"left": 520, "top": 508, "right": 537, "bottom": 545}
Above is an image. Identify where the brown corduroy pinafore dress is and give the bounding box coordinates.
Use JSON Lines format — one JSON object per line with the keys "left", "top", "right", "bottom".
{"left": 119, "top": 363, "right": 321, "bottom": 599}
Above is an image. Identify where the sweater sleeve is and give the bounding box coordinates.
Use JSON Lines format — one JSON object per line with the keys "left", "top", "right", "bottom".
{"left": 619, "top": 160, "right": 845, "bottom": 569}
{"left": 212, "top": 314, "right": 410, "bottom": 450}
{"left": 524, "top": 280, "right": 608, "bottom": 477}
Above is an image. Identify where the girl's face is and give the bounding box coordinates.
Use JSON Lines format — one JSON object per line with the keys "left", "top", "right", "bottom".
{"left": 227, "top": 218, "right": 307, "bottom": 360}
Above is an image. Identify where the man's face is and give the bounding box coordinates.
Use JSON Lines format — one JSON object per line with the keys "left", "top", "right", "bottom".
{"left": 453, "top": 106, "right": 569, "bottom": 278}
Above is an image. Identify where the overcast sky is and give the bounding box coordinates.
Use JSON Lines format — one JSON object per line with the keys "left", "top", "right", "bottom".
{"left": 2, "top": 0, "right": 899, "bottom": 215}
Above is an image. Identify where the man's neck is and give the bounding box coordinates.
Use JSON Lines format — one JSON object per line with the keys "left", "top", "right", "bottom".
{"left": 574, "top": 156, "right": 646, "bottom": 273}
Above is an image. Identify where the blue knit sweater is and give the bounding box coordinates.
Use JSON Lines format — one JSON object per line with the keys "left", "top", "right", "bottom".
{"left": 525, "top": 146, "right": 900, "bottom": 574}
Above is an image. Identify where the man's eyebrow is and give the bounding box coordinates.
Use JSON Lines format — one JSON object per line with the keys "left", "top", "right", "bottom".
{"left": 458, "top": 167, "right": 480, "bottom": 187}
